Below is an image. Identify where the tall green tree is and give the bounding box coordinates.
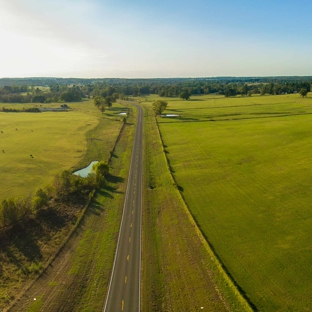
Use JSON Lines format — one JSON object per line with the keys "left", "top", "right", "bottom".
{"left": 1, "top": 199, "right": 18, "bottom": 226}
{"left": 179, "top": 90, "right": 191, "bottom": 100}
{"left": 299, "top": 88, "right": 308, "bottom": 97}
{"left": 152, "top": 100, "right": 168, "bottom": 115}
{"left": 32, "top": 188, "right": 49, "bottom": 212}
{"left": 92, "top": 161, "right": 109, "bottom": 187}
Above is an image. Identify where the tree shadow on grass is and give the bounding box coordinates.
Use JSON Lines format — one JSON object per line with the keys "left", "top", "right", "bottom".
{"left": 106, "top": 174, "right": 125, "bottom": 184}
{"left": 110, "top": 152, "right": 118, "bottom": 158}
{"left": 11, "top": 226, "right": 43, "bottom": 263}
{"left": 37, "top": 208, "right": 67, "bottom": 231}
{"left": 0, "top": 222, "right": 44, "bottom": 271}
{"left": 179, "top": 117, "right": 198, "bottom": 121}
{"left": 87, "top": 200, "right": 105, "bottom": 216}
{"left": 109, "top": 107, "right": 127, "bottom": 112}
{"left": 177, "top": 185, "right": 184, "bottom": 192}
{"left": 166, "top": 109, "right": 183, "bottom": 112}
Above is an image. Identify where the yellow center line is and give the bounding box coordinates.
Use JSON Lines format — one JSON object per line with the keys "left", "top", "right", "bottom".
{"left": 125, "top": 276, "right": 127, "bottom": 283}
{"left": 129, "top": 237, "right": 131, "bottom": 242}
{"left": 122, "top": 300, "right": 124, "bottom": 311}
{"left": 127, "top": 255, "right": 130, "bottom": 261}
{"left": 130, "top": 223, "right": 132, "bottom": 227}
{"left": 132, "top": 210, "right": 134, "bottom": 214}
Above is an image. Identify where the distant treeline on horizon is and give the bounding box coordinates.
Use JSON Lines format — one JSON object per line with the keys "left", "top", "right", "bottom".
{"left": 0, "top": 76, "right": 311, "bottom": 103}
{"left": 1, "top": 76, "right": 312, "bottom": 86}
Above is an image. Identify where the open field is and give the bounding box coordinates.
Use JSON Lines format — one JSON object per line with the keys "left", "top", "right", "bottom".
{"left": 148, "top": 93, "right": 312, "bottom": 311}
{"left": 0, "top": 100, "right": 128, "bottom": 201}
{"left": 141, "top": 104, "right": 251, "bottom": 311}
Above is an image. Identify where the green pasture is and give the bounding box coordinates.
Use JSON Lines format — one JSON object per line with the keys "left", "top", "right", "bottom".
{"left": 156, "top": 93, "right": 312, "bottom": 311}
{"left": 0, "top": 101, "right": 127, "bottom": 201}
{"left": 141, "top": 104, "right": 250, "bottom": 311}
{"left": 137, "top": 93, "right": 312, "bottom": 122}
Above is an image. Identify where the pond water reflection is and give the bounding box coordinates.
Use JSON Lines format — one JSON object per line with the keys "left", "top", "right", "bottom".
{"left": 73, "top": 161, "right": 98, "bottom": 178}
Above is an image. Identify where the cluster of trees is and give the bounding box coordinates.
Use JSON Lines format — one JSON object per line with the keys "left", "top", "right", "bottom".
{"left": 0, "top": 84, "right": 28, "bottom": 94}
{"left": 31, "top": 85, "right": 82, "bottom": 103}
{"left": 0, "top": 94, "right": 32, "bottom": 103}
{"left": 0, "top": 161, "right": 109, "bottom": 229}
{"left": 152, "top": 100, "right": 168, "bottom": 115}
{"left": 93, "top": 95, "right": 116, "bottom": 113}
{"left": 0, "top": 85, "right": 83, "bottom": 104}
{"left": 223, "top": 82, "right": 311, "bottom": 97}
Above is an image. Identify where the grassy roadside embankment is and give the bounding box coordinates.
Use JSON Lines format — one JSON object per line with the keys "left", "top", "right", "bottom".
{"left": 141, "top": 104, "right": 251, "bottom": 311}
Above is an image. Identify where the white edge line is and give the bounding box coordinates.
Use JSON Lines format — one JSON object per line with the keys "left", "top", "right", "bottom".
{"left": 103, "top": 104, "right": 140, "bottom": 312}
{"left": 139, "top": 107, "right": 144, "bottom": 312}
{"left": 138, "top": 105, "right": 143, "bottom": 312}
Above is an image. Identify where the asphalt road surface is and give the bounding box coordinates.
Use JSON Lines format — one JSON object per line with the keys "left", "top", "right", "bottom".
{"left": 103, "top": 104, "right": 143, "bottom": 312}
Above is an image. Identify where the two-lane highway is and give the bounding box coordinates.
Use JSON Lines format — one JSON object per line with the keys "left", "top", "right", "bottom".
{"left": 103, "top": 104, "right": 143, "bottom": 312}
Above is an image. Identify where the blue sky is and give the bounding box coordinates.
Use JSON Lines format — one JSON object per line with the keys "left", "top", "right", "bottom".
{"left": 1, "top": 0, "right": 312, "bottom": 78}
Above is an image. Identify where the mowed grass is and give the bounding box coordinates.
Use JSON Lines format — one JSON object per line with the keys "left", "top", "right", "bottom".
{"left": 0, "top": 101, "right": 127, "bottom": 201}
{"left": 156, "top": 93, "right": 312, "bottom": 311}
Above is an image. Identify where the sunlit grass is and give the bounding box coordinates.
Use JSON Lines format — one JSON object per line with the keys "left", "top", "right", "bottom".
{"left": 142, "top": 104, "right": 251, "bottom": 311}
{"left": 0, "top": 100, "right": 127, "bottom": 200}
{"left": 157, "top": 93, "right": 312, "bottom": 311}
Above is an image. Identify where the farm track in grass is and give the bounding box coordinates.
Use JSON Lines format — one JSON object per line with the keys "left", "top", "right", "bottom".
{"left": 141, "top": 104, "right": 251, "bottom": 311}
{"left": 8, "top": 106, "right": 135, "bottom": 312}
{"left": 151, "top": 93, "right": 312, "bottom": 311}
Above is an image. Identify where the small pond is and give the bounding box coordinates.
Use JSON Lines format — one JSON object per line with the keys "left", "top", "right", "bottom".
{"left": 73, "top": 161, "right": 98, "bottom": 178}
{"left": 161, "top": 114, "right": 180, "bottom": 117}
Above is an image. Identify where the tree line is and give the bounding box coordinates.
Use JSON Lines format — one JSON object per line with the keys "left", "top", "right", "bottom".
{"left": 0, "top": 77, "right": 311, "bottom": 104}
{"left": 0, "top": 85, "right": 82, "bottom": 103}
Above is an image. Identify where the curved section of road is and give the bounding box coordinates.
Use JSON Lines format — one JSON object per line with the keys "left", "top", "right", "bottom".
{"left": 103, "top": 104, "right": 143, "bottom": 312}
